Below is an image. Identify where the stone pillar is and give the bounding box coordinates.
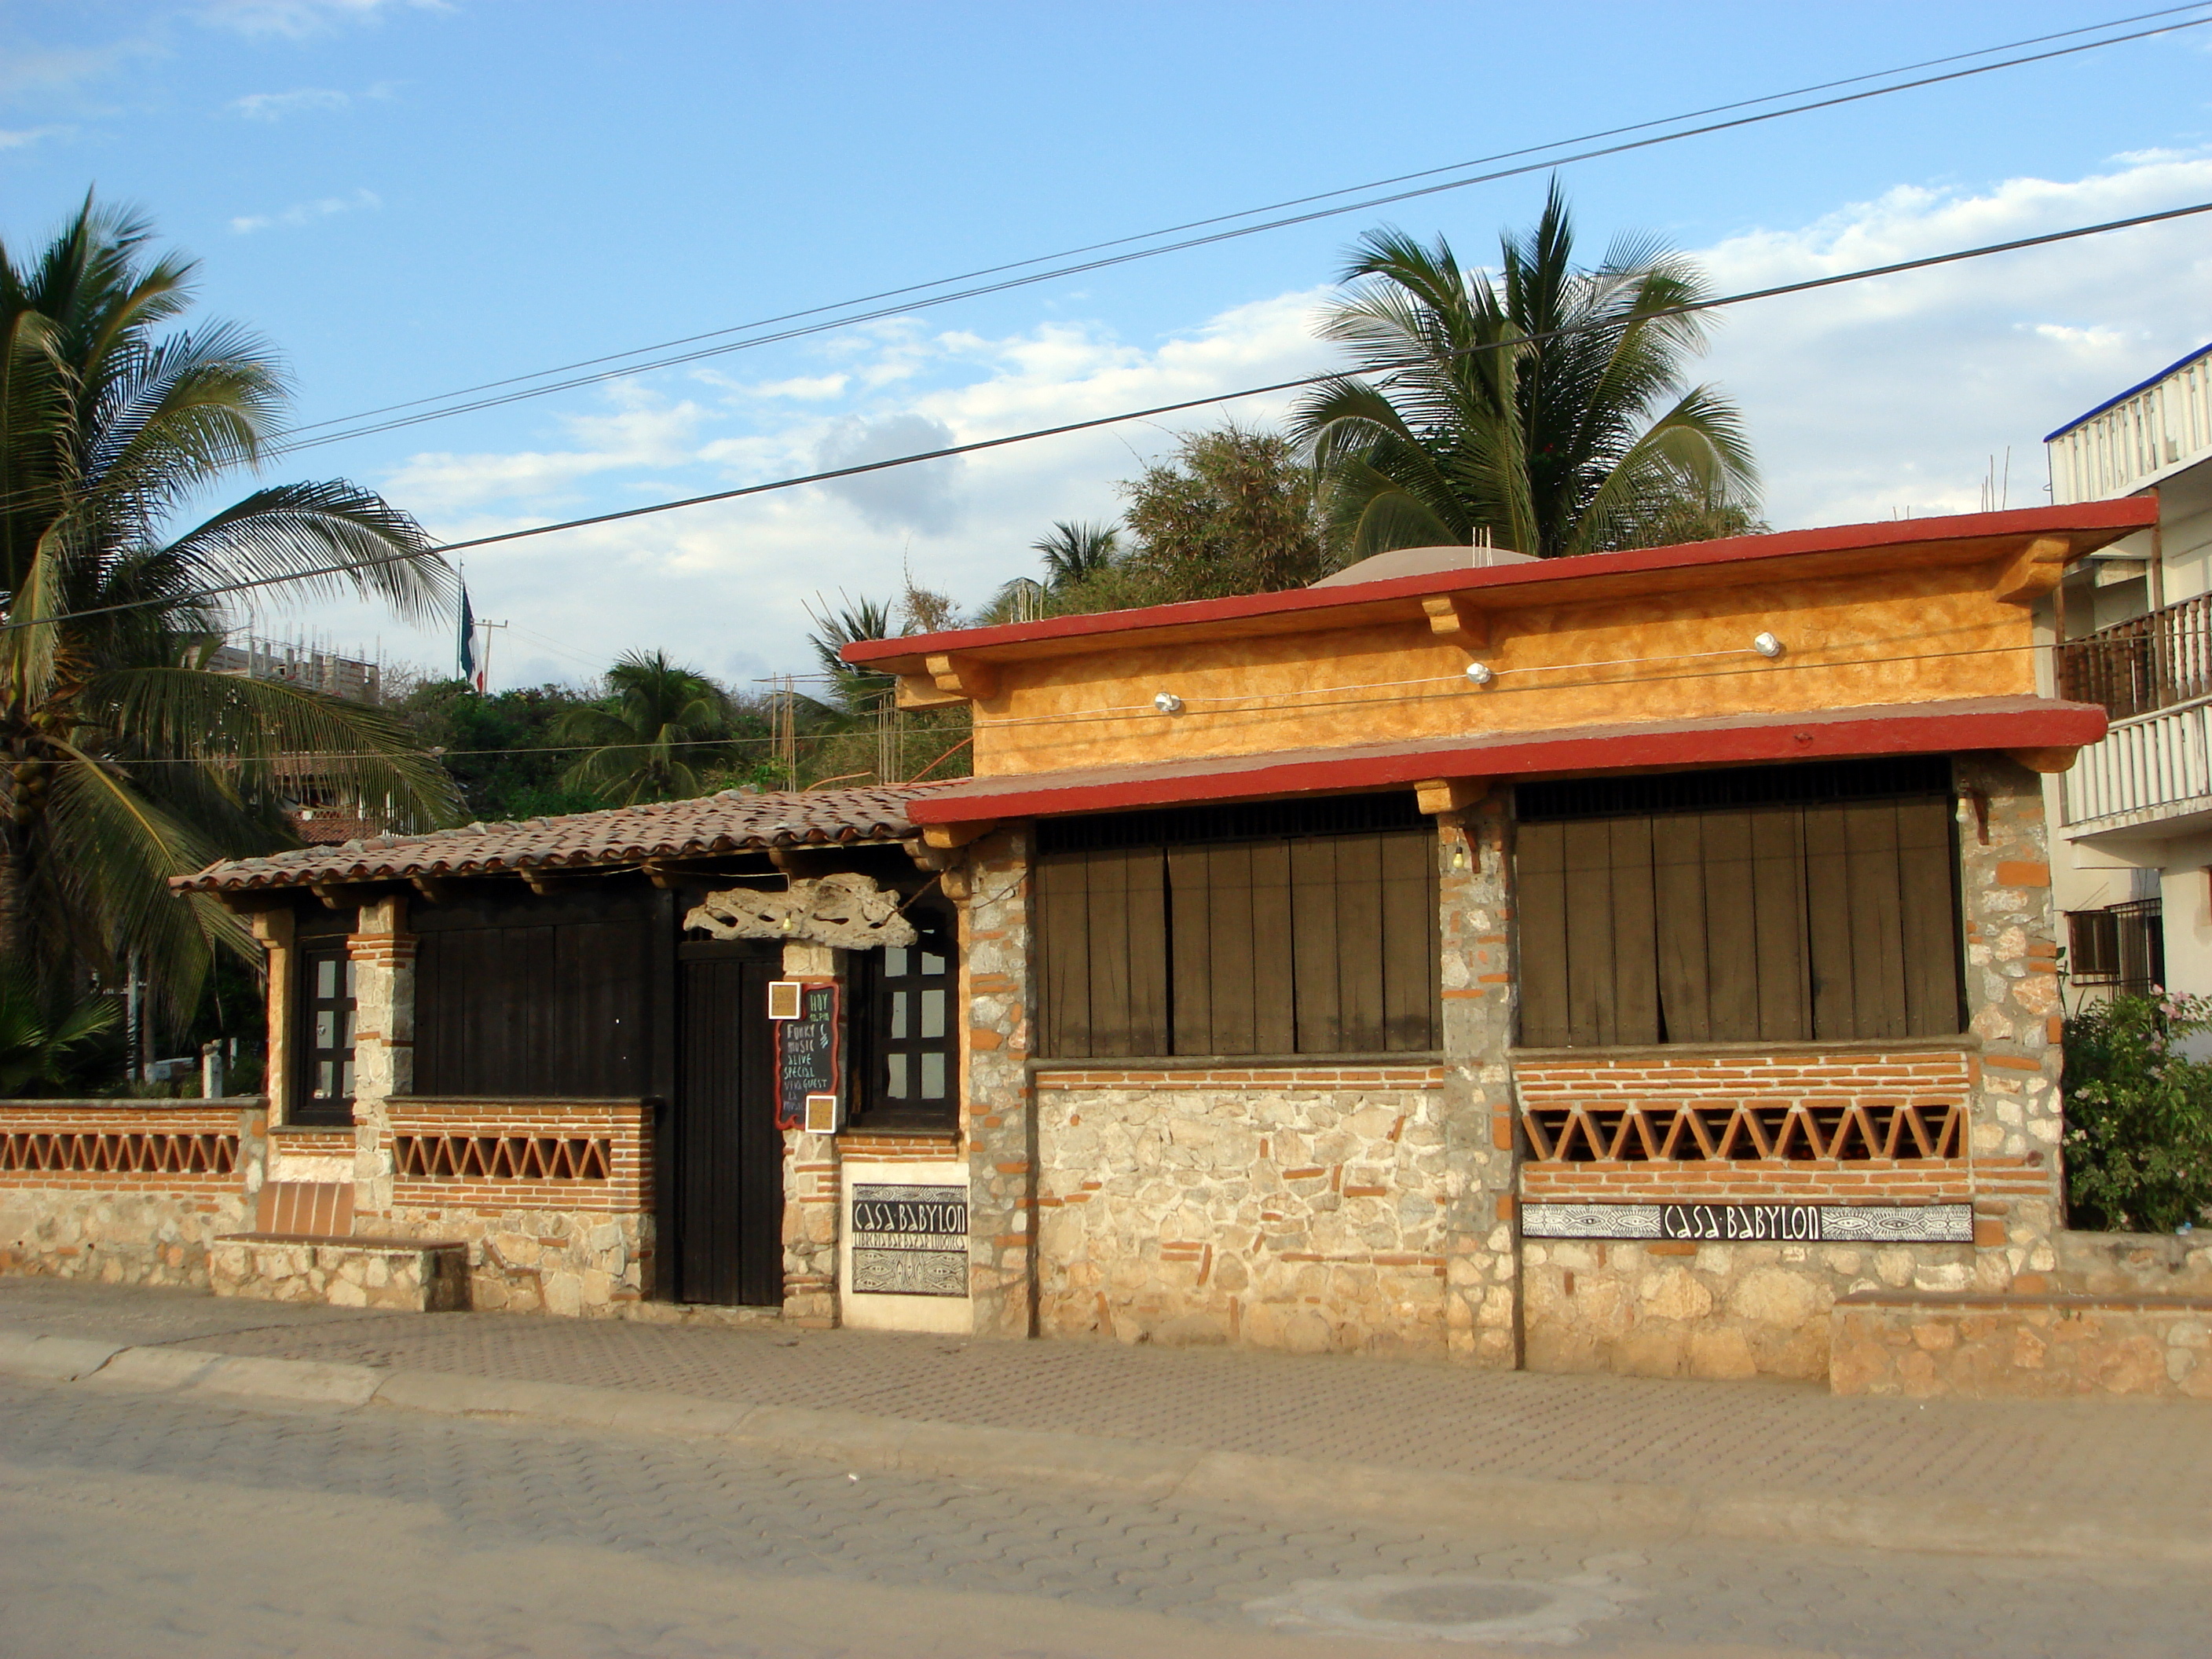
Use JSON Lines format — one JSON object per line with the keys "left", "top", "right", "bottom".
{"left": 1437, "top": 798, "right": 1522, "bottom": 1367}
{"left": 1954, "top": 753, "right": 2066, "bottom": 1291}
{"left": 252, "top": 906, "right": 297, "bottom": 1124}
{"left": 961, "top": 827, "right": 1035, "bottom": 1339}
{"left": 781, "top": 939, "right": 841, "bottom": 1326}
{"left": 346, "top": 893, "right": 413, "bottom": 1220}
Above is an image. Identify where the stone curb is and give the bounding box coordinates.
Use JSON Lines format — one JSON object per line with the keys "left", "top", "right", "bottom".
{"left": 3, "top": 1335, "right": 2203, "bottom": 1567}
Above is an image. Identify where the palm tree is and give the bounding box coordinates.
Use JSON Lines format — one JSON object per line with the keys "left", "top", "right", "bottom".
{"left": 554, "top": 650, "right": 739, "bottom": 804}
{"left": 0, "top": 196, "right": 458, "bottom": 1014}
{"left": 1033, "top": 521, "right": 1119, "bottom": 588}
{"left": 1291, "top": 184, "right": 1759, "bottom": 560}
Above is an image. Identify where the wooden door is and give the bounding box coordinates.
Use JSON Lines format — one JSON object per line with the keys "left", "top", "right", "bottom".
{"left": 673, "top": 946, "right": 782, "bottom": 1306}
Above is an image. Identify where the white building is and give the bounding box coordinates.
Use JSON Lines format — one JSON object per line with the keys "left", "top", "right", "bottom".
{"left": 2042, "top": 341, "right": 2212, "bottom": 1000}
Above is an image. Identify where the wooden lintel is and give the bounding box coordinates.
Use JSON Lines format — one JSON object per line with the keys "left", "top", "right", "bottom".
{"left": 520, "top": 868, "right": 590, "bottom": 896}
{"left": 921, "top": 819, "right": 999, "bottom": 850}
{"left": 2007, "top": 746, "right": 2081, "bottom": 775}
{"left": 1419, "top": 595, "right": 1489, "bottom": 647}
{"left": 896, "top": 673, "right": 969, "bottom": 712}
{"left": 410, "top": 874, "right": 461, "bottom": 906}
{"left": 1414, "top": 778, "right": 1490, "bottom": 815}
{"left": 309, "top": 881, "right": 380, "bottom": 911}
{"left": 1992, "top": 536, "right": 2072, "bottom": 605}
{"left": 925, "top": 653, "right": 998, "bottom": 701}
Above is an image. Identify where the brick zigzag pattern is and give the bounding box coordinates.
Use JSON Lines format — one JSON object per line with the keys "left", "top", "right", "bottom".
{"left": 1522, "top": 1101, "right": 1965, "bottom": 1163}
{"left": 0, "top": 1130, "right": 238, "bottom": 1176}
{"left": 393, "top": 1133, "right": 613, "bottom": 1182}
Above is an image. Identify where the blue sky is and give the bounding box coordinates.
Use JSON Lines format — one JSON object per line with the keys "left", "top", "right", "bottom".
{"left": 5, "top": 0, "right": 2212, "bottom": 690}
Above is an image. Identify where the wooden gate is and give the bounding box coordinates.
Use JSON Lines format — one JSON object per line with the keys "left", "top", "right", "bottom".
{"left": 673, "top": 944, "right": 783, "bottom": 1306}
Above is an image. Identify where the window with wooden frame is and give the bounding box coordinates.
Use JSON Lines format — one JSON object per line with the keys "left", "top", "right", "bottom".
{"left": 292, "top": 939, "right": 358, "bottom": 1126}
{"left": 1034, "top": 794, "right": 1441, "bottom": 1059}
{"left": 1515, "top": 759, "right": 1964, "bottom": 1049}
{"left": 847, "top": 895, "right": 960, "bottom": 1131}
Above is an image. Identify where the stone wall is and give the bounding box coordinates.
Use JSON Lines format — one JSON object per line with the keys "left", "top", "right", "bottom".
{"left": 2055, "top": 1229, "right": 2212, "bottom": 1296}
{"left": 1524, "top": 1236, "right": 1979, "bottom": 1381}
{"left": 0, "top": 1101, "right": 265, "bottom": 1289}
{"left": 961, "top": 829, "right": 1035, "bottom": 1338}
{"left": 1035, "top": 1065, "right": 1449, "bottom": 1353}
{"left": 1511, "top": 756, "right": 2066, "bottom": 1382}
{"left": 1832, "top": 1291, "right": 2212, "bottom": 1400}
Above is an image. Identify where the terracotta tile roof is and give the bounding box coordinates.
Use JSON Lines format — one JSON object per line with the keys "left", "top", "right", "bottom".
{"left": 175, "top": 785, "right": 932, "bottom": 893}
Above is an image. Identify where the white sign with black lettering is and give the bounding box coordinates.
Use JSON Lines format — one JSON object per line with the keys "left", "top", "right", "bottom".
{"left": 839, "top": 1161, "right": 972, "bottom": 1333}
{"left": 1520, "top": 1202, "right": 1973, "bottom": 1244}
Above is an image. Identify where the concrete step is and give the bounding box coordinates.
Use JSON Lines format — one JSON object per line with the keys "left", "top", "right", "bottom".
{"left": 1831, "top": 1289, "right": 2212, "bottom": 1400}
{"left": 211, "top": 1233, "right": 467, "bottom": 1313}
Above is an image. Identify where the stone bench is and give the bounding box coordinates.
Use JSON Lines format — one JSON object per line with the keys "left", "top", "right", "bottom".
{"left": 211, "top": 1181, "right": 467, "bottom": 1313}
{"left": 1831, "top": 1289, "right": 2212, "bottom": 1401}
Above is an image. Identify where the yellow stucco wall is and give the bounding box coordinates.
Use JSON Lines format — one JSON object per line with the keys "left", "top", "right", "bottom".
{"left": 969, "top": 564, "right": 2035, "bottom": 776}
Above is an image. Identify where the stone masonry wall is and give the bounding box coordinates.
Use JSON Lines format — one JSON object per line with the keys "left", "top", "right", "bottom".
{"left": 961, "top": 829, "right": 1035, "bottom": 1338}
{"left": 0, "top": 1102, "right": 265, "bottom": 1289}
{"left": 1511, "top": 755, "right": 2066, "bottom": 1382}
{"left": 1035, "top": 1066, "right": 1449, "bottom": 1353}
{"left": 1437, "top": 798, "right": 1522, "bottom": 1368}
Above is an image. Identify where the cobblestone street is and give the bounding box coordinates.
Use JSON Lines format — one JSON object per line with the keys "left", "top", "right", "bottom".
{"left": 1, "top": 1371, "right": 2203, "bottom": 1658}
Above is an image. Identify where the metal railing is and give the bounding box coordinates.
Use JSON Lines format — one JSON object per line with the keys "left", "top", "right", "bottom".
{"left": 2057, "top": 593, "right": 2212, "bottom": 720}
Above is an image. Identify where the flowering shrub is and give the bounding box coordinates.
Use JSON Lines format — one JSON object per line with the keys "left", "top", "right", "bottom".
{"left": 2064, "top": 991, "right": 2212, "bottom": 1233}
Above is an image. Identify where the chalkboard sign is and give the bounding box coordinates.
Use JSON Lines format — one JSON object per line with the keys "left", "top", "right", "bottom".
{"left": 775, "top": 980, "right": 839, "bottom": 1130}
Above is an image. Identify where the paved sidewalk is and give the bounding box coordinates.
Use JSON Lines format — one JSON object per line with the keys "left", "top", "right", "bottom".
{"left": 4, "top": 1273, "right": 2207, "bottom": 1561}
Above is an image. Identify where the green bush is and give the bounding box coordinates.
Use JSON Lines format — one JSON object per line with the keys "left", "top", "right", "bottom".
{"left": 2063, "top": 991, "right": 2212, "bottom": 1233}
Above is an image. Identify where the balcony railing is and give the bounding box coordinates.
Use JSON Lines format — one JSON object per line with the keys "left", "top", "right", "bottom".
{"left": 2061, "top": 697, "right": 2212, "bottom": 826}
{"left": 2046, "top": 342, "right": 2211, "bottom": 504}
{"left": 2056, "top": 593, "right": 2212, "bottom": 720}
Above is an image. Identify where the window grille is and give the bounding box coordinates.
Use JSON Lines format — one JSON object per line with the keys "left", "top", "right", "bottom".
{"left": 2065, "top": 899, "right": 2165, "bottom": 994}
{"left": 848, "top": 895, "right": 961, "bottom": 1131}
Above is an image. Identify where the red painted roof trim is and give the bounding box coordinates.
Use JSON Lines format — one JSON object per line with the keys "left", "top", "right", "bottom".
{"left": 906, "top": 698, "right": 2104, "bottom": 823}
{"left": 844, "top": 500, "right": 2158, "bottom": 668}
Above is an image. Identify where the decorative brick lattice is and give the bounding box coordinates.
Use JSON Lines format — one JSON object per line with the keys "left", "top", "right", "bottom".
{"left": 0, "top": 1129, "right": 238, "bottom": 1177}
{"left": 1522, "top": 1100, "right": 1965, "bottom": 1163}
{"left": 393, "top": 1133, "right": 612, "bottom": 1181}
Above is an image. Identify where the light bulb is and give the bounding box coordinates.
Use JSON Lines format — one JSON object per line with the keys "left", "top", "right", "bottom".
{"left": 1153, "top": 691, "right": 1185, "bottom": 714}
{"left": 1464, "top": 661, "right": 1495, "bottom": 687}
{"left": 1752, "top": 632, "right": 1784, "bottom": 658}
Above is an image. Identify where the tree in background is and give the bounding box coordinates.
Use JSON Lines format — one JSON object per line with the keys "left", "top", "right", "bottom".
{"left": 1292, "top": 185, "right": 1759, "bottom": 560}
{"left": 0, "top": 196, "right": 457, "bottom": 1016}
{"left": 390, "top": 679, "right": 604, "bottom": 822}
{"left": 551, "top": 650, "right": 743, "bottom": 806}
{"left": 2064, "top": 991, "right": 2212, "bottom": 1233}
{"left": 800, "top": 584, "right": 972, "bottom": 787}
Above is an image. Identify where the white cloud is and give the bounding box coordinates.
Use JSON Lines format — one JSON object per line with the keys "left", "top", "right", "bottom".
{"left": 197, "top": 0, "right": 445, "bottom": 39}
{"left": 229, "top": 185, "right": 381, "bottom": 234}
{"left": 1689, "top": 154, "right": 2212, "bottom": 526}
{"left": 812, "top": 413, "right": 964, "bottom": 536}
{"left": 0, "top": 39, "right": 148, "bottom": 96}
{"left": 362, "top": 153, "right": 2212, "bottom": 689}
{"left": 229, "top": 87, "right": 353, "bottom": 120}
{"left": 0, "top": 126, "right": 68, "bottom": 151}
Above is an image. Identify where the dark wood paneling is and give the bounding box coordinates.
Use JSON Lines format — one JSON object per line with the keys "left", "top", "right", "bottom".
{"left": 413, "top": 914, "right": 651, "bottom": 1097}
{"left": 1609, "top": 817, "right": 1659, "bottom": 1046}
{"left": 1653, "top": 811, "right": 1712, "bottom": 1043}
{"left": 1289, "top": 837, "right": 1344, "bottom": 1053}
{"left": 1804, "top": 804, "right": 1856, "bottom": 1040}
{"left": 1335, "top": 832, "right": 1387, "bottom": 1053}
{"left": 673, "top": 953, "right": 781, "bottom": 1306}
{"left": 1896, "top": 796, "right": 1962, "bottom": 1036}
{"left": 1249, "top": 840, "right": 1298, "bottom": 1055}
{"left": 1124, "top": 849, "right": 1170, "bottom": 1057}
{"left": 1701, "top": 811, "right": 1760, "bottom": 1042}
{"left": 1749, "top": 805, "right": 1811, "bottom": 1040}
{"left": 1167, "top": 845, "right": 1214, "bottom": 1054}
{"left": 1379, "top": 831, "right": 1436, "bottom": 1052}
{"left": 1842, "top": 801, "right": 1910, "bottom": 1041}
{"left": 1035, "top": 852, "right": 1093, "bottom": 1058}
{"left": 1516, "top": 821, "right": 1571, "bottom": 1049}
{"left": 1562, "top": 819, "right": 1617, "bottom": 1046}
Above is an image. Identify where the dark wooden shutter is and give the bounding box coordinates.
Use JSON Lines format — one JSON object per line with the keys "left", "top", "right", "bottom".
{"left": 1035, "top": 847, "right": 1168, "bottom": 1057}
{"left": 1516, "top": 822, "right": 1572, "bottom": 1048}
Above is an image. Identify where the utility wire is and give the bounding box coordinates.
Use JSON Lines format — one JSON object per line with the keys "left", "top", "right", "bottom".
{"left": 12, "top": 192, "right": 2212, "bottom": 638}
{"left": 260, "top": 6, "right": 2212, "bottom": 458}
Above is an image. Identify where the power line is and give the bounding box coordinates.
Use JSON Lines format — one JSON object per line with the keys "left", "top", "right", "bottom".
{"left": 12, "top": 192, "right": 2212, "bottom": 637}
{"left": 260, "top": 6, "right": 2212, "bottom": 458}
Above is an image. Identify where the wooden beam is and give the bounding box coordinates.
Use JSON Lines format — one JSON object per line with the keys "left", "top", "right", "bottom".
{"left": 2007, "top": 746, "right": 2080, "bottom": 775}
{"left": 925, "top": 653, "right": 998, "bottom": 701}
{"left": 1414, "top": 778, "right": 1489, "bottom": 815}
{"left": 921, "top": 819, "right": 1000, "bottom": 850}
{"left": 896, "top": 673, "right": 969, "bottom": 711}
{"left": 1992, "top": 536, "right": 2072, "bottom": 605}
{"left": 309, "top": 881, "right": 386, "bottom": 911}
{"left": 410, "top": 874, "right": 461, "bottom": 906}
{"left": 1419, "top": 595, "right": 1489, "bottom": 647}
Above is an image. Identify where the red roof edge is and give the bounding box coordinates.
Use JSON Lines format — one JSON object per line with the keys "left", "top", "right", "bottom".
{"left": 844, "top": 500, "right": 2159, "bottom": 668}
{"left": 905, "top": 699, "right": 2106, "bottom": 823}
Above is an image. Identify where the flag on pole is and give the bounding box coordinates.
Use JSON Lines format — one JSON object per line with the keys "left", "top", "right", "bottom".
{"left": 458, "top": 585, "right": 482, "bottom": 690}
